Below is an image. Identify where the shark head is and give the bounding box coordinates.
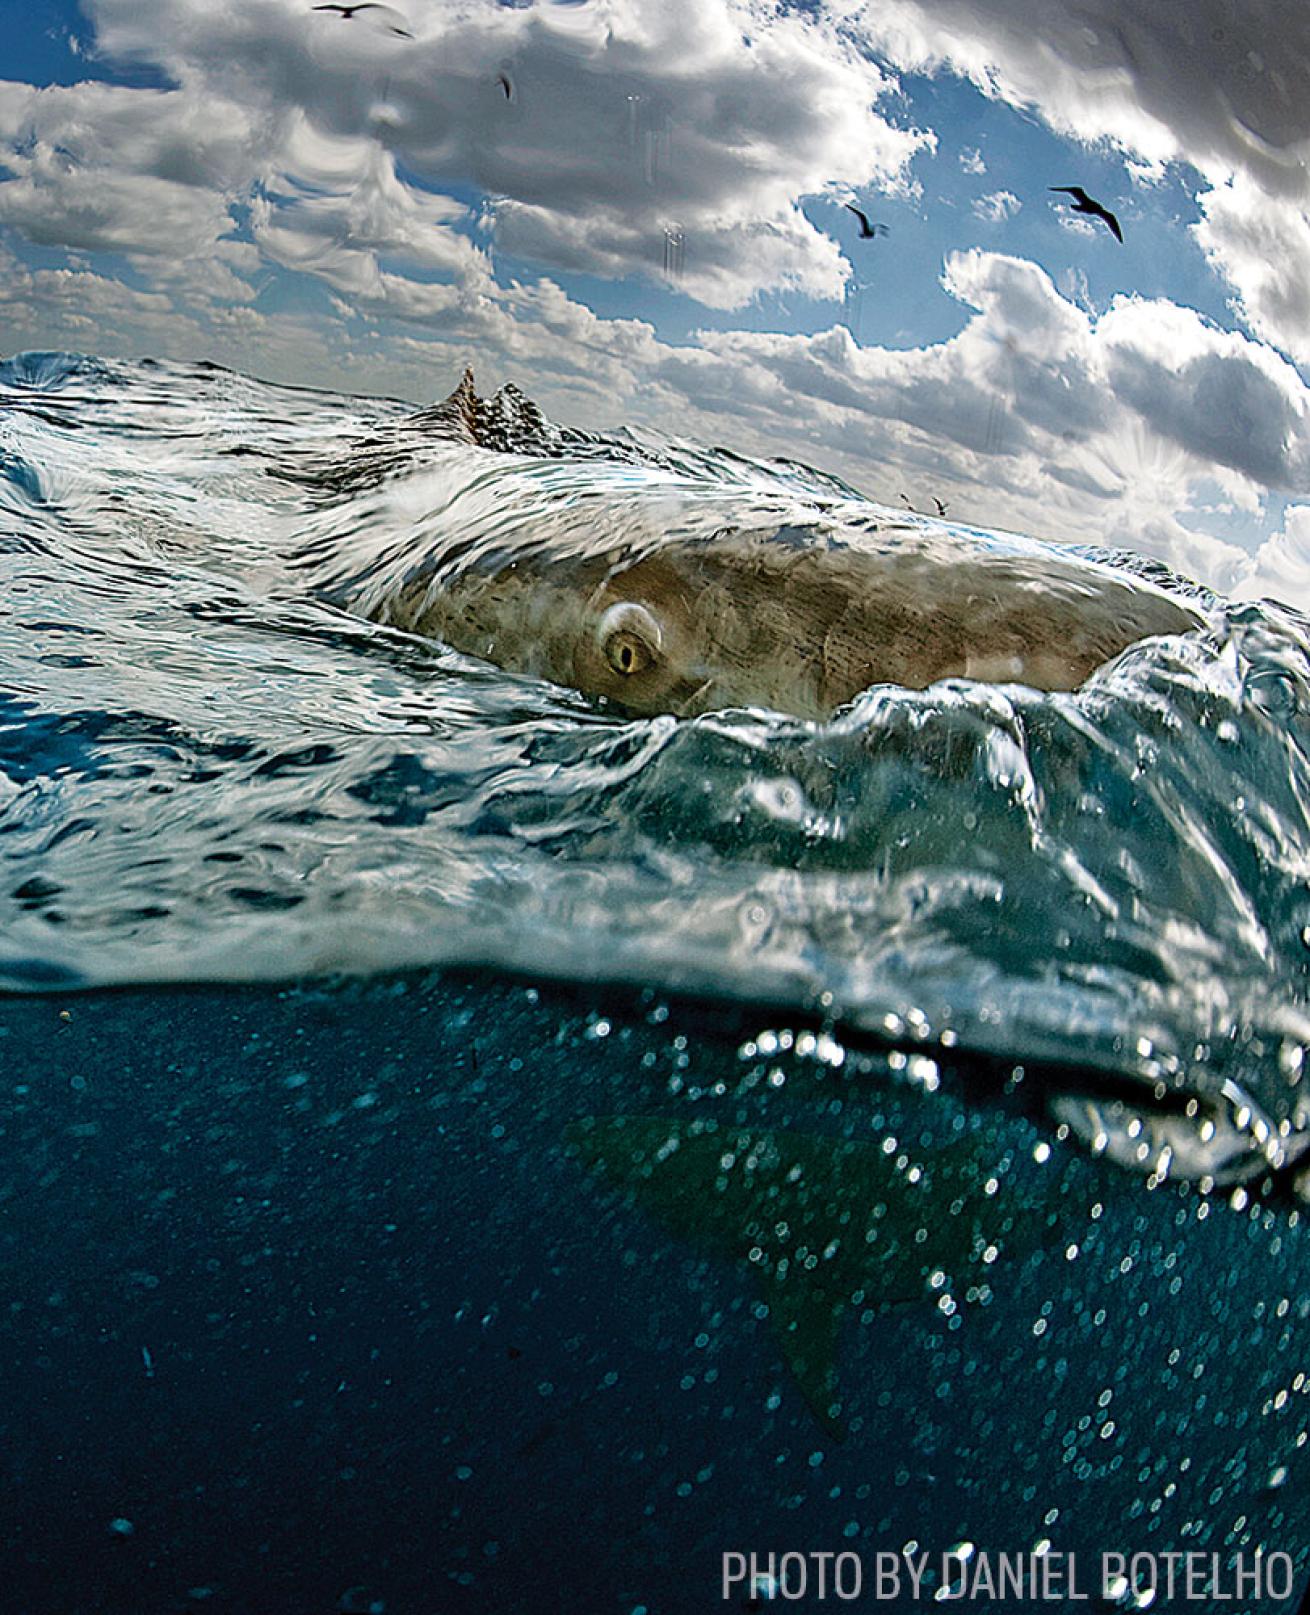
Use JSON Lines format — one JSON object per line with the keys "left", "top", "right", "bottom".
{"left": 412, "top": 523, "right": 1203, "bottom": 722}
{"left": 345, "top": 373, "right": 1205, "bottom": 723}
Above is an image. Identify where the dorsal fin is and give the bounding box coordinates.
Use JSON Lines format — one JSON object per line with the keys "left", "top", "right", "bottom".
{"left": 413, "top": 366, "right": 481, "bottom": 444}
{"left": 410, "top": 367, "right": 559, "bottom": 455}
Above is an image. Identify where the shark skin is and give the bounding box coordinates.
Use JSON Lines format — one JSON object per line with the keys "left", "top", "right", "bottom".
{"left": 306, "top": 371, "right": 1205, "bottom": 722}
{"left": 566, "top": 1115, "right": 1085, "bottom": 1436}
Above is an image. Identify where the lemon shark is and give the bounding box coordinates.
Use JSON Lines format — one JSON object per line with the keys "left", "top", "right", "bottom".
{"left": 566, "top": 1115, "right": 1085, "bottom": 1434}
{"left": 308, "top": 372, "right": 1204, "bottom": 723}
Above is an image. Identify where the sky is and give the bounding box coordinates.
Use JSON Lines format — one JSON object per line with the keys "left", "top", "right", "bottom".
{"left": 3, "top": 0, "right": 1310, "bottom": 608}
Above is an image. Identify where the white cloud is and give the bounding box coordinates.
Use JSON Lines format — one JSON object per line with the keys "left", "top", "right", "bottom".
{"left": 1095, "top": 294, "right": 1310, "bottom": 489}
{"left": 0, "top": 77, "right": 264, "bottom": 311}
{"left": 830, "top": 0, "right": 1310, "bottom": 367}
{"left": 10, "top": 263, "right": 175, "bottom": 324}
{"left": 248, "top": 114, "right": 493, "bottom": 308}
{"left": 0, "top": 0, "right": 1306, "bottom": 614}
{"left": 1193, "top": 173, "right": 1310, "bottom": 364}
{"left": 7, "top": 171, "right": 1296, "bottom": 603}
{"left": 1125, "top": 156, "right": 1166, "bottom": 189}
{"left": 972, "top": 188, "right": 1020, "bottom": 223}
{"left": 1234, "top": 505, "right": 1310, "bottom": 611}
{"left": 319, "top": 247, "right": 1275, "bottom": 602}
{"left": 63, "top": 0, "right": 933, "bottom": 311}
{"left": 0, "top": 64, "right": 491, "bottom": 322}
{"left": 831, "top": 0, "right": 1310, "bottom": 193}
{"left": 653, "top": 249, "right": 1306, "bottom": 593}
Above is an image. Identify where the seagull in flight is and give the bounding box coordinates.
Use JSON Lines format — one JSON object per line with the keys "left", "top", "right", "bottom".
{"left": 311, "top": 3, "right": 414, "bottom": 37}
{"left": 1049, "top": 186, "right": 1123, "bottom": 242}
{"left": 844, "top": 204, "right": 889, "bottom": 240}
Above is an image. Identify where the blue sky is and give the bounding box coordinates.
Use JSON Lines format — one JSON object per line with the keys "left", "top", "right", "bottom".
{"left": 2, "top": 0, "right": 1310, "bottom": 607}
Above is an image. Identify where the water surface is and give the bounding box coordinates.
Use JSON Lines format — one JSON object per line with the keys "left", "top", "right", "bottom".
{"left": 3, "top": 349, "right": 1308, "bottom": 1193}
{"left": 4, "top": 351, "right": 1310, "bottom": 1613}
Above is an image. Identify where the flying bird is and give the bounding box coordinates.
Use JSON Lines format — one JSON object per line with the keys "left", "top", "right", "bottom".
{"left": 496, "top": 72, "right": 514, "bottom": 101}
{"left": 1049, "top": 186, "right": 1122, "bottom": 242}
{"left": 844, "top": 204, "right": 889, "bottom": 240}
{"left": 933, "top": 497, "right": 949, "bottom": 518}
{"left": 310, "top": 3, "right": 413, "bottom": 37}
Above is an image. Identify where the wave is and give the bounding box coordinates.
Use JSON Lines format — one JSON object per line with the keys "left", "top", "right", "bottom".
{"left": 2, "top": 350, "right": 1307, "bottom": 1192}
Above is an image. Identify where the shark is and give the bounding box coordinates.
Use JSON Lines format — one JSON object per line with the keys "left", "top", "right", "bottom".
{"left": 566, "top": 1114, "right": 1086, "bottom": 1434}
{"left": 303, "top": 371, "right": 1204, "bottom": 723}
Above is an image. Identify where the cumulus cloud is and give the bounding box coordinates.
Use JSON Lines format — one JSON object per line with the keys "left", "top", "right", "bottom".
{"left": 972, "top": 188, "right": 1020, "bottom": 223}
{"left": 832, "top": 0, "right": 1310, "bottom": 193}
{"left": 0, "top": 79, "right": 254, "bottom": 285}
{"left": 653, "top": 249, "right": 1310, "bottom": 592}
{"left": 249, "top": 115, "right": 493, "bottom": 306}
{"left": 8, "top": 263, "right": 175, "bottom": 326}
{"left": 1193, "top": 173, "right": 1310, "bottom": 364}
{"left": 0, "top": 253, "right": 258, "bottom": 369}
{"left": 0, "top": 0, "right": 1307, "bottom": 610}
{"left": 330, "top": 246, "right": 1292, "bottom": 602}
{"left": 1235, "top": 505, "right": 1310, "bottom": 610}
{"left": 1096, "top": 296, "right": 1310, "bottom": 490}
{"left": 59, "top": 0, "right": 932, "bottom": 310}
{"left": 830, "top": 0, "right": 1310, "bottom": 366}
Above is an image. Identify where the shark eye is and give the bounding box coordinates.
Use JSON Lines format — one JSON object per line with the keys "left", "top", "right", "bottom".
{"left": 598, "top": 602, "right": 661, "bottom": 677}
{"left": 606, "top": 632, "right": 651, "bottom": 675}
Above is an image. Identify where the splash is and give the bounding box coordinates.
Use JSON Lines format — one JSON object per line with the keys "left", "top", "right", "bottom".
{"left": 2, "top": 350, "right": 1308, "bottom": 1191}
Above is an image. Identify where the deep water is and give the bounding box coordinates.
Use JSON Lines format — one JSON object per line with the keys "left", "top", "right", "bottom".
{"left": 2, "top": 352, "right": 1309, "bottom": 1613}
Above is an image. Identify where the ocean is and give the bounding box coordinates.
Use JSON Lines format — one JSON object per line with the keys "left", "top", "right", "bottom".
{"left": 2, "top": 349, "right": 1308, "bottom": 1612}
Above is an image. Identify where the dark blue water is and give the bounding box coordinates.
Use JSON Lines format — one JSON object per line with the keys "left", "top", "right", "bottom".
{"left": 2, "top": 352, "right": 1309, "bottom": 1612}
{"left": 6, "top": 975, "right": 1308, "bottom": 1614}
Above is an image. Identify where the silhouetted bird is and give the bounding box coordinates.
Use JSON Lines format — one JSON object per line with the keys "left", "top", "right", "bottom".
{"left": 844, "top": 204, "right": 889, "bottom": 240}
{"left": 311, "top": 3, "right": 413, "bottom": 37}
{"left": 496, "top": 72, "right": 514, "bottom": 100}
{"left": 1049, "top": 186, "right": 1122, "bottom": 242}
{"left": 933, "top": 497, "right": 949, "bottom": 518}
